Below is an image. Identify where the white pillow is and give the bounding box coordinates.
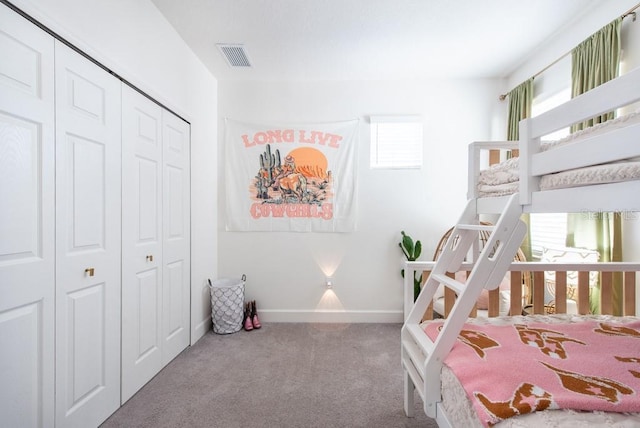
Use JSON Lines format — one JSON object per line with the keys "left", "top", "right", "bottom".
{"left": 432, "top": 271, "right": 466, "bottom": 301}
{"left": 499, "top": 290, "right": 511, "bottom": 316}
{"left": 433, "top": 271, "right": 513, "bottom": 316}
{"left": 541, "top": 246, "right": 600, "bottom": 302}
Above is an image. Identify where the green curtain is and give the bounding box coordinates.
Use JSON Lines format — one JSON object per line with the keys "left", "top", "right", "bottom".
{"left": 566, "top": 213, "right": 623, "bottom": 314}
{"left": 507, "top": 78, "right": 533, "bottom": 142}
{"left": 507, "top": 79, "right": 533, "bottom": 260}
{"left": 571, "top": 18, "right": 622, "bottom": 132}
{"left": 567, "top": 18, "right": 623, "bottom": 314}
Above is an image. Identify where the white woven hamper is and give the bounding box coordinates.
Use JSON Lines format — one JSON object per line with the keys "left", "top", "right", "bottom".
{"left": 209, "top": 275, "right": 245, "bottom": 334}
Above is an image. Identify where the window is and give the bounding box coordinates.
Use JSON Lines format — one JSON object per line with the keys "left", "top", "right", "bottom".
{"left": 369, "top": 115, "right": 423, "bottom": 169}
{"left": 529, "top": 88, "right": 571, "bottom": 259}
{"left": 531, "top": 87, "right": 571, "bottom": 141}
{"left": 529, "top": 213, "right": 568, "bottom": 259}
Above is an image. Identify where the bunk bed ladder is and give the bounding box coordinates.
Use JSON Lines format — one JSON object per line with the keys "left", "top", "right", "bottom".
{"left": 401, "top": 193, "right": 526, "bottom": 420}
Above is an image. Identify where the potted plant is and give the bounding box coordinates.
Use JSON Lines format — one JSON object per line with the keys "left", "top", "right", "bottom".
{"left": 399, "top": 231, "right": 422, "bottom": 301}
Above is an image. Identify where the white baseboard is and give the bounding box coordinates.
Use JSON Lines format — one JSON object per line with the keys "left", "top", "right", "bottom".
{"left": 255, "top": 309, "right": 404, "bottom": 323}
{"left": 192, "top": 316, "right": 212, "bottom": 344}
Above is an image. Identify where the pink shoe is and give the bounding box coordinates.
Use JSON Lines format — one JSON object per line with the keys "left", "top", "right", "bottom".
{"left": 243, "top": 303, "right": 254, "bottom": 331}
{"left": 251, "top": 300, "right": 261, "bottom": 329}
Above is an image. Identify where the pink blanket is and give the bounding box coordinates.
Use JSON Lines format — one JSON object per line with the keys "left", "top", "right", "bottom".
{"left": 424, "top": 319, "right": 640, "bottom": 427}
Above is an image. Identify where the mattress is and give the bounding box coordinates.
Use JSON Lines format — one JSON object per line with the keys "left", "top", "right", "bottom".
{"left": 477, "top": 111, "right": 640, "bottom": 197}
{"left": 428, "top": 314, "right": 640, "bottom": 427}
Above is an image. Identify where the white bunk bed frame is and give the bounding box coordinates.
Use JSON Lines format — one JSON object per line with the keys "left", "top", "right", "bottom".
{"left": 401, "top": 66, "right": 640, "bottom": 427}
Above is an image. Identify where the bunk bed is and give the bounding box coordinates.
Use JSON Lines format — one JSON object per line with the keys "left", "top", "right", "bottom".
{"left": 401, "top": 66, "right": 640, "bottom": 428}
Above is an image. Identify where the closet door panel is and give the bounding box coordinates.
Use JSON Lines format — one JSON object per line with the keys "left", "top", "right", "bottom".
{"left": 162, "top": 110, "right": 190, "bottom": 365}
{"left": 0, "top": 302, "right": 47, "bottom": 427}
{"left": 0, "top": 4, "right": 55, "bottom": 427}
{"left": 67, "top": 135, "right": 106, "bottom": 247}
{"left": 121, "top": 85, "right": 163, "bottom": 403}
{"left": 55, "top": 41, "right": 121, "bottom": 428}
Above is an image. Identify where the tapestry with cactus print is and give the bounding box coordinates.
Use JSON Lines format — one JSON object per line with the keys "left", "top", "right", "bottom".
{"left": 224, "top": 119, "right": 359, "bottom": 232}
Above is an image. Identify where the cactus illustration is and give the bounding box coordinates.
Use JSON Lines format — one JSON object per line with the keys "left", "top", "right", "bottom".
{"left": 259, "top": 144, "right": 275, "bottom": 183}
{"left": 258, "top": 144, "right": 283, "bottom": 186}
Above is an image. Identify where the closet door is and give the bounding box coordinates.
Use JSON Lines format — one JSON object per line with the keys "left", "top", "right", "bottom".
{"left": 0, "top": 5, "right": 55, "bottom": 427}
{"left": 161, "top": 110, "right": 190, "bottom": 364}
{"left": 121, "top": 85, "right": 163, "bottom": 403}
{"left": 54, "top": 41, "right": 122, "bottom": 427}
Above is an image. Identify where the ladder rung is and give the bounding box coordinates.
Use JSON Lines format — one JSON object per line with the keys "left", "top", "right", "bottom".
{"left": 402, "top": 339, "right": 426, "bottom": 369}
{"left": 457, "top": 224, "right": 495, "bottom": 232}
{"left": 432, "top": 273, "right": 465, "bottom": 295}
{"left": 405, "top": 323, "right": 435, "bottom": 355}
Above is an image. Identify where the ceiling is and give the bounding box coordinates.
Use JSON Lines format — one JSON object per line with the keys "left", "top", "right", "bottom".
{"left": 151, "top": 0, "right": 601, "bottom": 82}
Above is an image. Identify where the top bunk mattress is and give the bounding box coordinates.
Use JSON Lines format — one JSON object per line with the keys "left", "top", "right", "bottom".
{"left": 478, "top": 111, "right": 640, "bottom": 197}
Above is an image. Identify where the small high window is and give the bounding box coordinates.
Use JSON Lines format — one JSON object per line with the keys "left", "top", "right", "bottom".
{"left": 369, "top": 116, "right": 423, "bottom": 169}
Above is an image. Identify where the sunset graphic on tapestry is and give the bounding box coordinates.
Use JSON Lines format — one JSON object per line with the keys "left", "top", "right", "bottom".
{"left": 252, "top": 145, "right": 333, "bottom": 210}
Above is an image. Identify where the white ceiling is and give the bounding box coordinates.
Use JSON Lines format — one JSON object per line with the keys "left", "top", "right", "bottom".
{"left": 151, "top": 0, "right": 601, "bottom": 82}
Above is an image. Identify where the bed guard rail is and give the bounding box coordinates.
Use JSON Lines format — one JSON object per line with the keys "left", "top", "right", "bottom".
{"left": 404, "top": 260, "right": 640, "bottom": 321}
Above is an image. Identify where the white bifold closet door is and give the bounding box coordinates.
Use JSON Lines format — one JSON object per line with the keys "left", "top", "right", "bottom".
{"left": 121, "top": 85, "right": 190, "bottom": 403}
{"left": 0, "top": 5, "right": 55, "bottom": 427}
{"left": 54, "top": 41, "right": 122, "bottom": 427}
{"left": 160, "top": 101, "right": 191, "bottom": 365}
{"left": 121, "top": 87, "right": 163, "bottom": 402}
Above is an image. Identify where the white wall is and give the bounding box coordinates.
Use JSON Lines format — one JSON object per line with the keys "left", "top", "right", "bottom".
{"left": 218, "top": 78, "right": 502, "bottom": 322}
{"left": 10, "top": 0, "right": 219, "bottom": 342}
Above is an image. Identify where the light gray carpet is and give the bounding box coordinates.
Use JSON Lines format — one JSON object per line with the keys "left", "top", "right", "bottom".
{"left": 101, "top": 323, "right": 438, "bottom": 428}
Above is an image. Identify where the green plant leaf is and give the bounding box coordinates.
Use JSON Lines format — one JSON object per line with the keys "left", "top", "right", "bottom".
{"left": 414, "top": 273, "right": 423, "bottom": 301}
{"left": 400, "top": 232, "right": 423, "bottom": 298}
{"left": 399, "top": 242, "right": 410, "bottom": 260}
{"left": 402, "top": 234, "right": 414, "bottom": 254}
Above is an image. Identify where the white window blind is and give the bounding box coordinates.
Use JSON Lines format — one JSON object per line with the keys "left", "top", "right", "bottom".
{"left": 369, "top": 115, "right": 423, "bottom": 169}
{"left": 529, "top": 213, "right": 568, "bottom": 259}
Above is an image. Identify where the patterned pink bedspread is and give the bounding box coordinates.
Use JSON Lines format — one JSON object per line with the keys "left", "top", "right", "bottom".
{"left": 424, "top": 319, "right": 640, "bottom": 427}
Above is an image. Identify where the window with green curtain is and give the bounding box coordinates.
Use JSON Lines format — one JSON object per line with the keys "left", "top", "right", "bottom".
{"left": 507, "top": 78, "right": 533, "bottom": 143}
{"left": 529, "top": 88, "right": 571, "bottom": 261}
{"left": 567, "top": 18, "right": 623, "bottom": 315}
{"left": 506, "top": 79, "right": 533, "bottom": 260}
{"left": 571, "top": 17, "right": 622, "bottom": 132}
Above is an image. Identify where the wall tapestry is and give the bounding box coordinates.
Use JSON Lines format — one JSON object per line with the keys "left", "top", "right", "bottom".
{"left": 225, "top": 119, "right": 359, "bottom": 232}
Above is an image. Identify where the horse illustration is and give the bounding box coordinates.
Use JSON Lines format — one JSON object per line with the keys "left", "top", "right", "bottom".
{"left": 276, "top": 173, "right": 307, "bottom": 201}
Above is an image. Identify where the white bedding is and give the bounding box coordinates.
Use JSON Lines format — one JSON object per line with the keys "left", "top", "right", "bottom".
{"left": 477, "top": 111, "right": 640, "bottom": 197}
{"left": 432, "top": 290, "right": 512, "bottom": 318}
{"left": 433, "top": 314, "right": 640, "bottom": 428}
{"left": 539, "top": 161, "right": 640, "bottom": 191}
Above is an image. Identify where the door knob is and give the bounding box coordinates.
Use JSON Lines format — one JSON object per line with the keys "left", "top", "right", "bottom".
{"left": 84, "top": 267, "right": 95, "bottom": 277}
{"left": 146, "top": 255, "right": 154, "bottom": 262}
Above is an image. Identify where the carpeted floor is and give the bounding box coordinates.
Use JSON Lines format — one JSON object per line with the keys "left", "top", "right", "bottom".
{"left": 101, "top": 323, "right": 438, "bottom": 428}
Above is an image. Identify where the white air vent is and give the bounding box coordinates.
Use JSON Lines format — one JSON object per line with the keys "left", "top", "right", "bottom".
{"left": 217, "top": 44, "right": 252, "bottom": 67}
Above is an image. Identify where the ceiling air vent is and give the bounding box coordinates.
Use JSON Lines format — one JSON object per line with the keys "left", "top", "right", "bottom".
{"left": 217, "top": 44, "right": 252, "bottom": 68}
